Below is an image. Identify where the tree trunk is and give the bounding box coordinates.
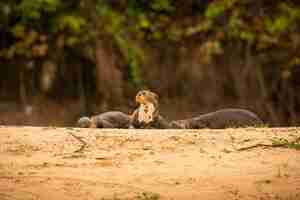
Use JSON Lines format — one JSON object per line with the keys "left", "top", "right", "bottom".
{"left": 19, "top": 67, "right": 27, "bottom": 111}
{"left": 95, "top": 38, "right": 123, "bottom": 106}
{"left": 77, "top": 64, "right": 87, "bottom": 116}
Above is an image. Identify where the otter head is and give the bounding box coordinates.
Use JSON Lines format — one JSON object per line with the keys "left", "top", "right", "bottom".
{"left": 77, "top": 117, "right": 92, "bottom": 128}
{"left": 135, "top": 90, "right": 159, "bottom": 106}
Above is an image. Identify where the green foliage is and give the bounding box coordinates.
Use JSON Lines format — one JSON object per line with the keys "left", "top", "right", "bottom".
{"left": 11, "top": 24, "right": 26, "bottom": 38}
{"left": 96, "top": 4, "right": 125, "bottom": 35}
{"left": 227, "top": 10, "right": 243, "bottom": 37}
{"left": 205, "top": 3, "right": 226, "bottom": 19}
{"left": 58, "top": 15, "right": 86, "bottom": 33}
{"left": 115, "top": 36, "right": 143, "bottom": 86}
{"left": 239, "top": 31, "right": 255, "bottom": 43}
{"left": 150, "top": 0, "right": 174, "bottom": 12}
{"left": 138, "top": 14, "right": 151, "bottom": 29}
{"left": 1, "top": 0, "right": 300, "bottom": 92}
{"left": 17, "top": 0, "right": 61, "bottom": 20}
{"left": 265, "top": 3, "right": 300, "bottom": 34}
{"left": 265, "top": 16, "right": 290, "bottom": 34}
{"left": 127, "top": 47, "right": 142, "bottom": 86}
{"left": 185, "top": 20, "right": 213, "bottom": 36}
{"left": 205, "top": 0, "right": 236, "bottom": 19}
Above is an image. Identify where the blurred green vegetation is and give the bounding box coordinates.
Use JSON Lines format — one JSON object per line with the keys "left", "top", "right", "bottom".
{"left": 0, "top": 0, "right": 300, "bottom": 125}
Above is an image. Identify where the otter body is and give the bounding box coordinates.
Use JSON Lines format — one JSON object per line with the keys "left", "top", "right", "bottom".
{"left": 77, "top": 111, "right": 130, "bottom": 128}
{"left": 170, "top": 108, "right": 263, "bottom": 129}
{"left": 131, "top": 114, "right": 171, "bottom": 129}
{"left": 130, "top": 90, "right": 171, "bottom": 129}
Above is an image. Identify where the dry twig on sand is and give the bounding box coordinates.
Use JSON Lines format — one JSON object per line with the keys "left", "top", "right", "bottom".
{"left": 67, "top": 131, "right": 88, "bottom": 153}
{"left": 236, "top": 137, "right": 300, "bottom": 151}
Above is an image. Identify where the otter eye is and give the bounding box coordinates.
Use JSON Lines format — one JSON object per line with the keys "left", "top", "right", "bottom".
{"left": 138, "top": 91, "right": 145, "bottom": 96}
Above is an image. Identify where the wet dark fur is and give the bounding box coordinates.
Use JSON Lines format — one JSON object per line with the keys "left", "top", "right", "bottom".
{"left": 130, "top": 114, "right": 171, "bottom": 129}
{"left": 170, "top": 108, "right": 263, "bottom": 129}
{"left": 77, "top": 111, "right": 130, "bottom": 128}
